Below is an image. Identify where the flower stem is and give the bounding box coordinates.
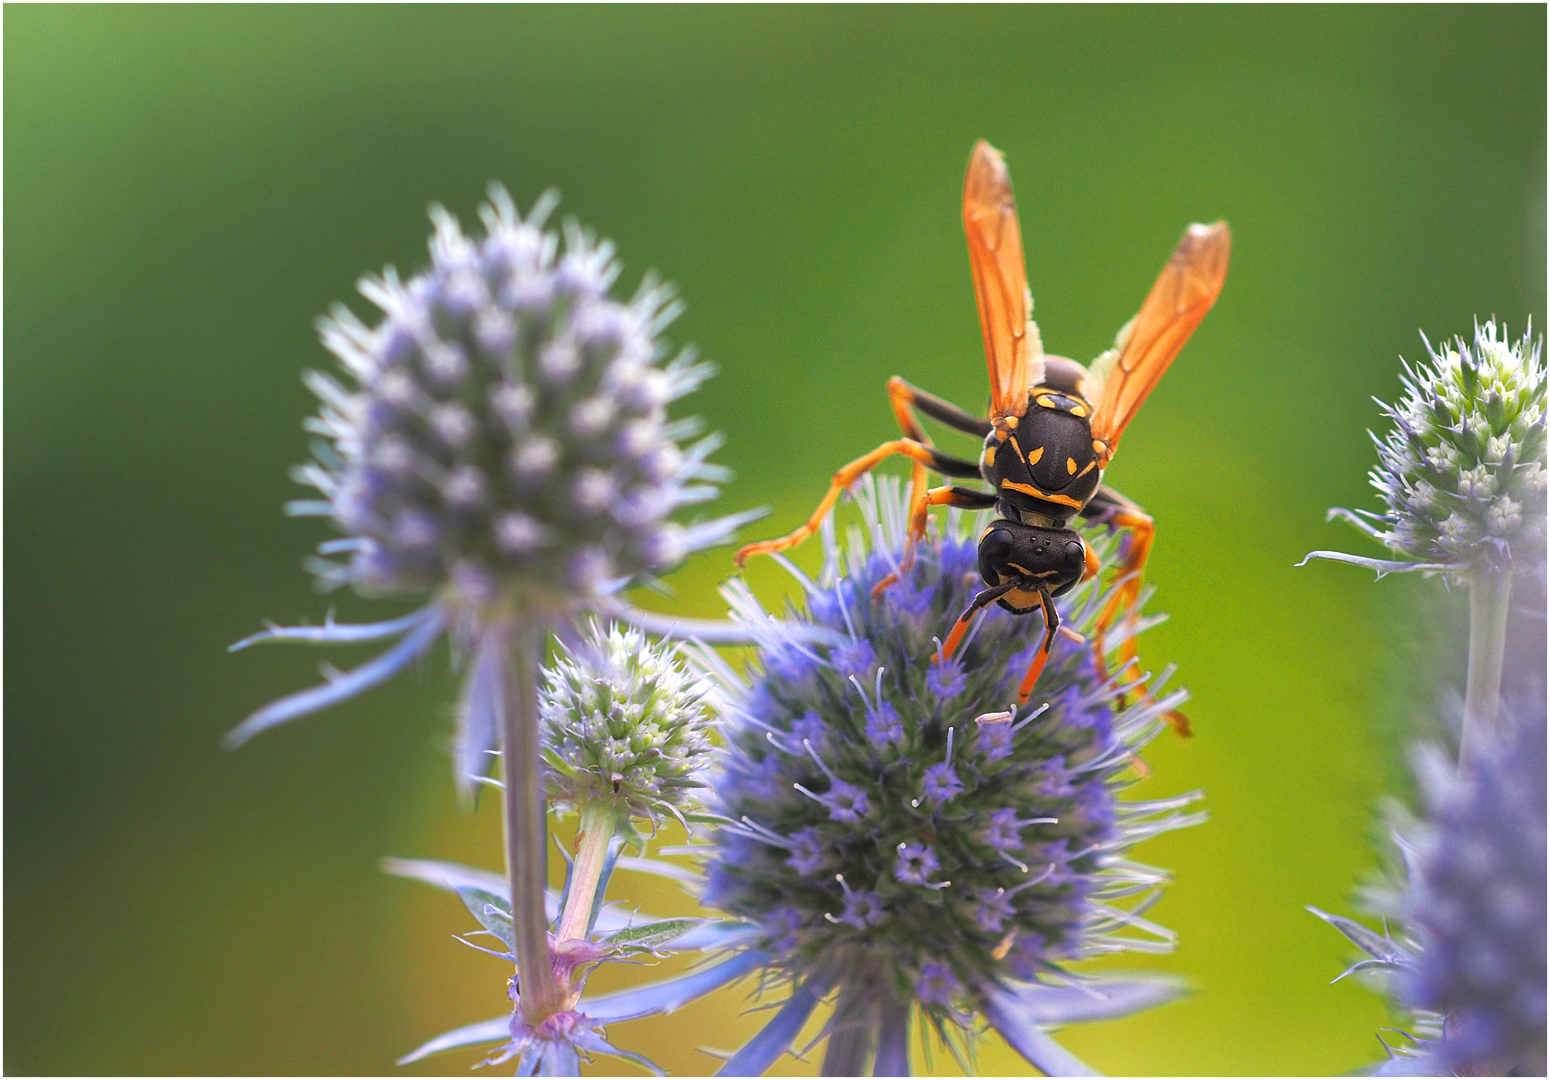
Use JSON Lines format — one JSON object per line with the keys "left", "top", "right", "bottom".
{"left": 556, "top": 799, "right": 615, "bottom": 943}
{"left": 1461, "top": 565, "right": 1513, "bottom": 767}
{"left": 500, "top": 616, "right": 564, "bottom": 1023}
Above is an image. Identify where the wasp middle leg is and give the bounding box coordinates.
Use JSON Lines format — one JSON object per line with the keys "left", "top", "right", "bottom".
{"left": 1079, "top": 485, "right": 1189, "bottom": 736}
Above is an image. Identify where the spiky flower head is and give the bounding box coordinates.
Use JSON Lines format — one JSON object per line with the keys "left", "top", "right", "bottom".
{"left": 1310, "top": 320, "right": 1546, "bottom": 578}
{"left": 228, "top": 187, "right": 760, "bottom": 763}
{"left": 690, "top": 477, "right": 1201, "bottom": 1074}
{"left": 541, "top": 622, "right": 715, "bottom": 830}
{"left": 298, "top": 185, "right": 748, "bottom": 606}
{"left": 1312, "top": 689, "right": 1546, "bottom": 1076}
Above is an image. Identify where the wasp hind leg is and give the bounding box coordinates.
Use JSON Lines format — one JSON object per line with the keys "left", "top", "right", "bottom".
{"left": 873, "top": 485, "right": 999, "bottom": 599}
{"left": 1079, "top": 485, "right": 1189, "bottom": 736}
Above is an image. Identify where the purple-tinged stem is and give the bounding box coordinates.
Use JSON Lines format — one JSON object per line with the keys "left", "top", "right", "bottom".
{"left": 499, "top": 616, "right": 564, "bottom": 1023}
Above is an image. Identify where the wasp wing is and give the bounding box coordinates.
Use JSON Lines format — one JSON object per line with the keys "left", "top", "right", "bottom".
{"left": 1088, "top": 222, "right": 1230, "bottom": 456}
{"left": 964, "top": 140, "right": 1042, "bottom": 420}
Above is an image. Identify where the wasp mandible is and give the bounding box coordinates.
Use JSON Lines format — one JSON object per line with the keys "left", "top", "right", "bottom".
{"left": 735, "top": 141, "right": 1230, "bottom": 711}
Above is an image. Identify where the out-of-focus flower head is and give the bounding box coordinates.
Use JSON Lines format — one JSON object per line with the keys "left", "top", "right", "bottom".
{"left": 541, "top": 621, "right": 716, "bottom": 833}
{"left": 226, "top": 186, "right": 760, "bottom": 786}
{"left": 688, "top": 476, "right": 1203, "bottom": 1075}
{"left": 1311, "top": 688, "right": 1547, "bottom": 1076}
{"left": 1305, "top": 319, "right": 1546, "bottom": 579}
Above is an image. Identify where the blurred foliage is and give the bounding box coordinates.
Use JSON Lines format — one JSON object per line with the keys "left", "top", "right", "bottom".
{"left": 5, "top": 6, "right": 1543, "bottom": 1076}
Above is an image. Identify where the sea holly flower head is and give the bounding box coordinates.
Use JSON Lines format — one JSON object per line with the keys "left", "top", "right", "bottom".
{"left": 226, "top": 186, "right": 762, "bottom": 785}
{"left": 690, "top": 476, "right": 1203, "bottom": 1075}
{"left": 1311, "top": 689, "right": 1547, "bottom": 1076}
{"left": 540, "top": 621, "right": 716, "bottom": 830}
{"left": 1306, "top": 319, "right": 1546, "bottom": 579}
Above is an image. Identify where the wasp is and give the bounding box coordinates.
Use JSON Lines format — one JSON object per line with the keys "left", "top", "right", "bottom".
{"left": 735, "top": 141, "right": 1230, "bottom": 712}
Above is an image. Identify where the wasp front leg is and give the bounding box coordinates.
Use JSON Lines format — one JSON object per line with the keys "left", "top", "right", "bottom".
{"left": 1014, "top": 585, "right": 1062, "bottom": 707}
{"left": 873, "top": 485, "right": 999, "bottom": 599}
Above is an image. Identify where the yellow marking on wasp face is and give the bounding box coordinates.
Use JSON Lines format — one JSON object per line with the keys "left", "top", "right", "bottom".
{"left": 1007, "top": 435, "right": 1026, "bottom": 464}
{"left": 979, "top": 526, "right": 996, "bottom": 544}
{"left": 1000, "top": 478, "right": 1085, "bottom": 509}
{"left": 1066, "top": 457, "right": 1078, "bottom": 475}
{"left": 1032, "top": 570, "right": 1060, "bottom": 578}
{"left": 1006, "top": 587, "right": 1042, "bottom": 609}
{"left": 1006, "top": 561, "right": 1034, "bottom": 576}
{"left": 1026, "top": 445, "right": 1044, "bottom": 465}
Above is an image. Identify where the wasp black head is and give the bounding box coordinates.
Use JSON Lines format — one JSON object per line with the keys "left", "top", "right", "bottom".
{"left": 981, "top": 387, "right": 1103, "bottom": 523}
{"left": 977, "top": 519, "right": 1087, "bottom": 612}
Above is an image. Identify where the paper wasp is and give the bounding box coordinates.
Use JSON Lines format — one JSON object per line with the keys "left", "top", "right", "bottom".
{"left": 736, "top": 141, "right": 1230, "bottom": 713}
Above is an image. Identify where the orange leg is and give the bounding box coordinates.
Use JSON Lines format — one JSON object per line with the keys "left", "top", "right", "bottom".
{"left": 737, "top": 378, "right": 984, "bottom": 569}
{"left": 733, "top": 439, "right": 944, "bottom": 566}
{"left": 874, "top": 485, "right": 999, "bottom": 598}
{"left": 1087, "top": 509, "right": 1191, "bottom": 737}
{"left": 1015, "top": 585, "right": 1061, "bottom": 706}
{"left": 936, "top": 579, "right": 1017, "bottom": 662}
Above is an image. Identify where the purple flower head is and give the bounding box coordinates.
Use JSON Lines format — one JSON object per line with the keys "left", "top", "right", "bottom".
{"left": 923, "top": 762, "right": 965, "bottom": 804}
{"left": 972, "top": 887, "right": 1018, "bottom": 933}
{"left": 895, "top": 842, "right": 941, "bottom": 886}
{"left": 865, "top": 702, "right": 905, "bottom": 748}
{"left": 831, "top": 638, "right": 877, "bottom": 682}
{"left": 763, "top": 906, "right": 806, "bottom": 954}
{"left": 983, "top": 807, "right": 1028, "bottom": 855}
{"left": 697, "top": 474, "right": 1201, "bottom": 1065}
{"left": 840, "top": 889, "right": 888, "bottom": 930}
{"left": 915, "top": 962, "right": 963, "bottom": 1007}
{"left": 822, "top": 780, "right": 869, "bottom": 824}
{"left": 229, "top": 186, "right": 762, "bottom": 797}
{"left": 977, "top": 717, "right": 1014, "bottom": 761}
{"left": 789, "top": 709, "right": 829, "bottom": 753}
{"left": 927, "top": 656, "right": 968, "bottom": 700}
{"left": 786, "top": 827, "right": 828, "bottom": 876}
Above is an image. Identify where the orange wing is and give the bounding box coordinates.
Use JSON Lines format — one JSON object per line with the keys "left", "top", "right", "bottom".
{"left": 963, "top": 141, "right": 1036, "bottom": 420}
{"left": 1089, "top": 222, "right": 1230, "bottom": 461}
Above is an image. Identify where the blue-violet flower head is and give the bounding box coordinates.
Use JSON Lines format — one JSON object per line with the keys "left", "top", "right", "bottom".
{"left": 690, "top": 476, "right": 1204, "bottom": 1069}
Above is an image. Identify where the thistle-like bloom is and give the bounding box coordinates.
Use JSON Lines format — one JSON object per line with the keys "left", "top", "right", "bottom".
{"left": 227, "top": 186, "right": 757, "bottom": 776}
{"left": 1311, "top": 689, "right": 1547, "bottom": 1076}
{"left": 541, "top": 622, "right": 715, "bottom": 831}
{"left": 690, "top": 476, "right": 1204, "bottom": 1076}
{"left": 1305, "top": 319, "right": 1546, "bottom": 578}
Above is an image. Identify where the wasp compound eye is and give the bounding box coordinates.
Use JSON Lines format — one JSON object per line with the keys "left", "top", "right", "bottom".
{"left": 1063, "top": 541, "right": 1085, "bottom": 569}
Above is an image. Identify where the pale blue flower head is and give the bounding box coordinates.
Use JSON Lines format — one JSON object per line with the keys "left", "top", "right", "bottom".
{"left": 688, "top": 476, "right": 1204, "bottom": 1076}
{"left": 227, "top": 187, "right": 761, "bottom": 786}
{"left": 540, "top": 621, "right": 716, "bottom": 829}
{"left": 1306, "top": 319, "right": 1546, "bottom": 579}
{"left": 1312, "top": 688, "right": 1546, "bottom": 1076}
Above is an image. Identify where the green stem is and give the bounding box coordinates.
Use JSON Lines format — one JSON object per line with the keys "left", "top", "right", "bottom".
{"left": 1461, "top": 566, "right": 1513, "bottom": 768}
{"left": 555, "top": 799, "right": 615, "bottom": 943}
{"left": 500, "top": 616, "right": 564, "bottom": 1024}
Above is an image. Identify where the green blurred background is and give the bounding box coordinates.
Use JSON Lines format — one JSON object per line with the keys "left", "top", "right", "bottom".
{"left": 7, "top": 6, "right": 1544, "bottom": 1076}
